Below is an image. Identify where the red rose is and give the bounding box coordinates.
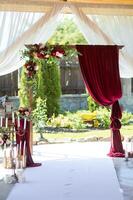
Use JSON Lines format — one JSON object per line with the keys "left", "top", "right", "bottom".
{"left": 28, "top": 66, "right": 34, "bottom": 71}
{"left": 27, "top": 71, "right": 33, "bottom": 77}
{"left": 24, "top": 61, "right": 35, "bottom": 68}
{"left": 51, "top": 46, "right": 65, "bottom": 58}
{"left": 24, "top": 63, "right": 29, "bottom": 67}
{"left": 55, "top": 51, "right": 64, "bottom": 58}
{"left": 37, "top": 53, "right": 45, "bottom": 59}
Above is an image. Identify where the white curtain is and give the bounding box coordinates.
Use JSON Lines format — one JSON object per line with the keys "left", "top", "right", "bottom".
{"left": 0, "top": 12, "right": 42, "bottom": 52}
{"left": 69, "top": 4, "right": 133, "bottom": 78}
{"left": 0, "top": 3, "right": 64, "bottom": 75}
{"left": 0, "top": 2, "right": 133, "bottom": 77}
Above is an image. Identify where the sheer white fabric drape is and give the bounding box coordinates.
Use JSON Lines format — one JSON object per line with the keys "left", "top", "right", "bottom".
{"left": 0, "top": 3, "right": 64, "bottom": 75}
{"left": 0, "top": 2, "right": 133, "bottom": 77}
{"left": 69, "top": 4, "right": 133, "bottom": 78}
{"left": 0, "top": 12, "right": 42, "bottom": 52}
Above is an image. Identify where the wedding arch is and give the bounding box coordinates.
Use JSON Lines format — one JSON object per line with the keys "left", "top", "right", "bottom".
{"left": 0, "top": 1, "right": 133, "bottom": 164}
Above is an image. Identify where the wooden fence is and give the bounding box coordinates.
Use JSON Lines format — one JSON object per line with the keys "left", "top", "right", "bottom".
{"left": 0, "top": 70, "right": 18, "bottom": 96}
{"left": 0, "top": 65, "right": 85, "bottom": 96}
{"left": 60, "top": 65, "right": 85, "bottom": 94}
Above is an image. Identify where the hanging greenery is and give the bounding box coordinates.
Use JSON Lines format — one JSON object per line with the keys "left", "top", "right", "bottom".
{"left": 19, "top": 43, "right": 77, "bottom": 117}
{"left": 18, "top": 64, "right": 37, "bottom": 109}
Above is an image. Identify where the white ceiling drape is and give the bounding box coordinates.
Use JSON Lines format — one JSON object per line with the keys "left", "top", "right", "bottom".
{"left": 0, "top": 2, "right": 133, "bottom": 77}
{"left": 0, "top": 3, "right": 64, "bottom": 75}
{"left": 69, "top": 4, "right": 133, "bottom": 78}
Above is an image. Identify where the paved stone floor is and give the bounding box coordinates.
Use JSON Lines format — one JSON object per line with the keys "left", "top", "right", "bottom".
{"left": 0, "top": 181, "right": 13, "bottom": 200}
{"left": 113, "top": 158, "right": 133, "bottom": 200}
{"left": 0, "top": 142, "right": 133, "bottom": 200}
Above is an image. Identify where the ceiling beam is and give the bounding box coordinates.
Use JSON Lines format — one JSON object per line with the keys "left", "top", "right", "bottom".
{"left": 68, "top": 0, "right": 133, "bottom": 5}
{"left": 0, "top": 0, "right": 132, "bottom": 15}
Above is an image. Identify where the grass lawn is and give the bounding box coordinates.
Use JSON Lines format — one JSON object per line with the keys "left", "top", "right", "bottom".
{"left": 37, "top": 124, "right": 133, "bottom": 141}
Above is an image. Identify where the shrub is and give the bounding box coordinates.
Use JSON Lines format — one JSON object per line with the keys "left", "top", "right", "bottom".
{"left": 96, "top": 107, "right": 111, "bottom": 129}
{"left": 78, "top": 111, "right": 97, "bottom": 122}
{"left": 48, "top": 112, "right": 87, "bottom": 130}
{"left": 87, "top": 96, "right": 100, "bottom": 112}
{"left": 32, "top": 97, "right": 47, "bottom": 131}
{"left": 96, "top": 108, "right": 133, "bottom": 128}
{"left": 41, "top": 58, "right": 61, "bottom": 118}
{"left": 47, "top": 108, "right": 133, "bottom": 130}
{"left": 121, "top": 111, "right": 133, "bottom": 125}
{"left": 19, "top": 68, "right": 36, "bottom": 108}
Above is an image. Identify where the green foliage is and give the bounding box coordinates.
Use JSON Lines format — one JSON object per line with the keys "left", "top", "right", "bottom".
{"left": 79, "top": 107, "right": 133, "bottom": 129}
{"left": 41, "top": 58, "right": 61, "bottom": 118}
{"left": 87, "top": 96, "right": 100, "bottom": 112}
{"left": 36, "top": 61, "right": 45, "bottom": 100}
{"left": 49, "top": 17, "right": 87, "bottom": 45}
{"left": 48, "top": 112, "right": 87, "bottom": 130}
{"left": 47, "top": 108, "right": 133, "bottom": 130}
{"left": 96, "top": 107, "right": 111, "bottom": 129}
{"left": 121, "top": 111, "right": 133, "bottom": 125}
{"left": 19, "top": 43, "right": 77, "bottom": 118}
{"left": 96, "top": 109, "right": 133, "bottom": 129}
{"left": 96, "top": 108, "right": 133, "bottom": 128}
{"left": 18, "top": 67, "right": 37, "bottom": 109}
{"left": 32, "top": 97, "right": 47, "bottom": 131}
{"left": 18, "top": 68, "right": 31, "bottom": 108}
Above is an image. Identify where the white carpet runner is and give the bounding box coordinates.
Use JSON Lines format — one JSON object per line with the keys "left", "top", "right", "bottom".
{"left": 7, "top": 158, "right": 123, "bottom": 200}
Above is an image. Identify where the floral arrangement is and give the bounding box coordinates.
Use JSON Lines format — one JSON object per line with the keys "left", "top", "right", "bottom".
{"left": 0, "top": 131, "right": 11, "bottom": 148}
{"left": 24, "top": 61, "right": 37, "bottom": 78}
{"left": 18, "top": 107, "right": 30, "bottom": 120}
{"left": 22, "top": 43, "right": 77, "bottom": 79}
{"left": 19, "top": 42, "right": 78, "bottom": 118}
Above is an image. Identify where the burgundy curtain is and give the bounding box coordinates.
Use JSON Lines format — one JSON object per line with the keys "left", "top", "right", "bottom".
{"left": 76, "top": 45, "right": 124, "bottom": 157}
{"left": 15, "top": 119, "right": 41, "bottom": 167}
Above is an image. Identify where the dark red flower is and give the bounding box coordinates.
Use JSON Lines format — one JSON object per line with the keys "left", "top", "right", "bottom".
{"left": 51, "top": 46, "right": 65, "bottom": 58}
{"left": 2, "top": 134, "right": 9, "bottom": 143}
{"left": 37, "top": 53, "right": 45, "bottom": 59}
{"left": 55, "top": 51, "right": 64, "bottom": 58}
{"left": 27, "top": 71, "right": 33, "bottom": 77}
{"left": 24, "top": 61, "right": 36, "bottom": 68}
{"left": 28, "top": 66, "right": 34, "bottom": 71}
{"left": 18, "top": 107, "right": 30, "bottom": 116}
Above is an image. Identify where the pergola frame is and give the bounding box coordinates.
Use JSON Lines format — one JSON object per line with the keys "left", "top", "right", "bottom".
{"left": 0, "top": 0, "right": 133, "bottom": 15}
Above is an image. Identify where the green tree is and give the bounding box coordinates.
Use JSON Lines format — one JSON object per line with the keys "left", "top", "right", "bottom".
{"left": 32, "top": 97, "right": 47, "bottom": 140}
{"left": 41, "top": 58, "right": 61, "bottom": 118}
{"left": 18, "top": 68, "right": 30, "bottom": 108}
{"left": 19, "top": 67, "right": 37, "bottom": 109}
{"left": 87, "top": 96, "right": 100, "bottom": 112}
{"left": 36, "top": 61, "right": 45, "bottom": 100}
{"left": 49, "top": 17, "right": 87, "bottom": 44}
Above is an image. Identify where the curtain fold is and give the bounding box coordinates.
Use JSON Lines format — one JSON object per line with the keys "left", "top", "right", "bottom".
{"left": 0, "top": 3, "right": 64, "bottom": 75}
{"left": 76, "top": 45, "right": 124, "bottom": 157}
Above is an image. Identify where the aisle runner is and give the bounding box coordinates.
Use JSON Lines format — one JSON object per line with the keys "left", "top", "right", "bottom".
{"left": 7, "top": 158, "right": 123, "bottom": 200}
